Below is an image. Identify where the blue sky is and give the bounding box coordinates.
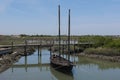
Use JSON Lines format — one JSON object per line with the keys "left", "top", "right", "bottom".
{"left": 0, "top": 0, "right": 120, "bottom": 35}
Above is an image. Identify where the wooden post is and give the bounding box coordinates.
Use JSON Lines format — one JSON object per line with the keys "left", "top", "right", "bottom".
{"left": 40, "top": 48, "right": 41, "bottom": 56}
{"left": 11, "top": 64, "right": 14, "bottom": 72}
{"left": 73, "top": 40, "right": 76, "bottom": 63}
{"left": 74, "top": 40, "right": 76, "bottom": 53}
{"left": 24, "top": 40, "right": 27, "bottom": 56}
{"left": 40, "top": 38, "right": 42, "bottom": 46}
{"left": 38, "top": 50, "right": 41, "bottom": 64}
{"left": 25, "top": 56, "right": 27, "bottom": 72}
{"left": 62, "top": 44, "right": 64, "bottom": 58}
{"left": 62, "top": 44, "right": 64, "bottom": 54}
{"left": 39, "top": 53, "right": 42, "bottom": 71}
{"left": 38, "top": 45, "right": 40, "bottom": 56}
{"left": 50, "top": 46, "right": 51, "bottom": 56}
{"left": 53, "top": 39, "right": 54, "bottom": 45}
{"left": 11, "top": 42, "right": 13, "bottom": 53}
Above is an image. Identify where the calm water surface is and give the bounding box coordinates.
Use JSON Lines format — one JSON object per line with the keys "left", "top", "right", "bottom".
{"left": 0, "top": 48, "right": 120, "bottom": 80}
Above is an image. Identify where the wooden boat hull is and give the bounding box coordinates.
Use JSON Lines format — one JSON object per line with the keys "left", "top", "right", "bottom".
{"left": 50, "top": 55, "right": 73, "bottom": 72}
{"left": 50, "top": 62, "right": 73, "bottom": 72}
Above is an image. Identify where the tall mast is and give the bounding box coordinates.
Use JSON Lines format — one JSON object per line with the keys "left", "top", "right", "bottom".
{"left": 68, "top": 9, "right": 70, "bottom": 60}
{"left": 58, "top": 5, "right": 61, "bottom": 56}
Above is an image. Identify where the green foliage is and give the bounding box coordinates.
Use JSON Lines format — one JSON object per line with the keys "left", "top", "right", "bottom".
{"left": 78, "top": 35, "right": 119, "bottom": 48}
{"left": 19, "top": 34, "right": 29, "bottom": 37}
{"left": 0, "top": 35, "right": 120, "bottom": 50}
{"left": 84, "top": 48, "right": 120, "bottom": 56}
{"left": 105, "top": 39, "right": 120, "bottom": 48}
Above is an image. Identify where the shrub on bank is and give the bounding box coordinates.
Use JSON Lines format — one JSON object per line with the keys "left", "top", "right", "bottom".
{"left": 84, "top": 48, "right": 120, "bottom": 56}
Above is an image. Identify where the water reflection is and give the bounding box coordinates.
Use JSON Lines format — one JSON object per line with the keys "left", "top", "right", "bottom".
{"left": 1, "top": 49, "right": 120, "bottom": 80}
{"left": 10, "top": 48, "right": 75, "bottom": 80}
{"left": 50, "top": 66, "right": 73, "bottom": 80}
{"left": 77, "top": 56, "right": 120, "bottom": 70}
{"left": 12, "top": 49, "right": 50, "bottom": 72}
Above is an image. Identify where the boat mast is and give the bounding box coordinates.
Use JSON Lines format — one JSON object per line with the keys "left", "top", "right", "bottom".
{"left": 68, "top": 9, "right": 70, "bottom": 60}
{"left": 58, "top": 5, "right": 61, "bottom": 56}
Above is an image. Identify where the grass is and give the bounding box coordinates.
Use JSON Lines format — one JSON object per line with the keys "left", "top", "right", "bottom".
{"left": 84, "top": 47, "right": 120, "bottom": 56}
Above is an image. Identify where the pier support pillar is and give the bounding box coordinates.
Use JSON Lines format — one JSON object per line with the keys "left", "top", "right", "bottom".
{"left": 11, "top": 42, "right": 13, "bottom": 53}
{"left": 50, "top": 46, "right": 52, "bottom": 56}
{"left": 24, "top": 40, "right": 27, "bottom": 56}
{"left": 38, "top": 45, "right": 40, "bottom": 56}
{"left": 40, "top": 48, "right": 41, "bottom": 56}
{"left": 62, "top": 44, "right": 64, "bottom": 57}
{"left": 38, "top": 51, "right": 42, "bottom": 64}
{"left": 25, "top": 56, "right": 27, "bottom": 72}
{"left": 74, "top": 44, "right": 75, "bottom": 53}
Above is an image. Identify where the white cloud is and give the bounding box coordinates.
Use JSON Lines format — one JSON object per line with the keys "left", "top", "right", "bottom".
{"left": 0, "top": 0, "right": 14, "bottom": 13}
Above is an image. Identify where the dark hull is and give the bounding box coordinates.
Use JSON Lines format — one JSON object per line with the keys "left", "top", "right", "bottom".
{"left": 51, "top": 62, "right": 73, "bottom": 72}
{"left": 50, "top": 55, "right": 73, "bottom": 73}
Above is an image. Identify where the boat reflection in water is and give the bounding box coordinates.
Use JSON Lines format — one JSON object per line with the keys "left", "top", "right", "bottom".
{"left": 50, "top": 66, "right": 74, "bottom": 80}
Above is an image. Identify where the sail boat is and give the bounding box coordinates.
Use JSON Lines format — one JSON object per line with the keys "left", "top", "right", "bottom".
{"left": 50, "top": 5, "right": 74, "bottom": 72}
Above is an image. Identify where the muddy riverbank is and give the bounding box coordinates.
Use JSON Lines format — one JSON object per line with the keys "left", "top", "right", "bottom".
{"left": 50, "top": 47, "right": 120, "bottom": 63}
{"left": 77, "top": 53, "right": 120, "bottom": 62}
{"left": 0, "top": 47, "right": 35, "bottom": 73}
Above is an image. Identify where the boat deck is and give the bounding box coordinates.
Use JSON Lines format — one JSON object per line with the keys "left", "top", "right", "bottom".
{"left": 51, "top": 55, "right": 73, "bottom": 66}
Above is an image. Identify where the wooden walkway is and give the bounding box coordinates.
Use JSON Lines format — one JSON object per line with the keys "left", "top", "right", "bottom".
{"left": 0, "top": 39, "right": 94, "bottom": 48}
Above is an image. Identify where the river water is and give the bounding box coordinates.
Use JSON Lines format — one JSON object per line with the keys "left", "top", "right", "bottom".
{"left": 0, "top": 48, "right": 120, "bottom": 80}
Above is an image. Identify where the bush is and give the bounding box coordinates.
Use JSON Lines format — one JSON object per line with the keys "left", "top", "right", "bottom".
{"left": 84, "top": 48, "right": 120, "bottom": 56}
